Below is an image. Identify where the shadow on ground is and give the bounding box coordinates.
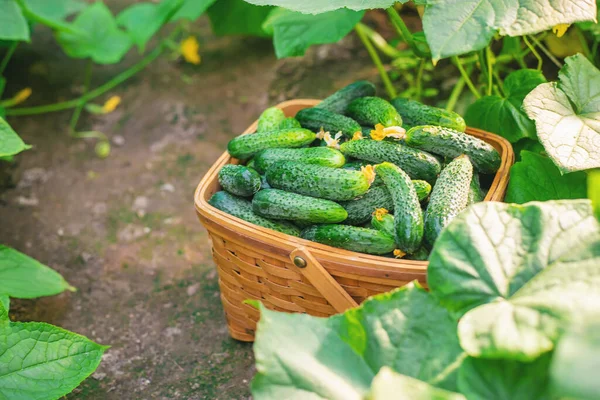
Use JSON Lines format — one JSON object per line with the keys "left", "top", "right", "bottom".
{"left": 0, "top": 9, "right": 377, "bottom": 400}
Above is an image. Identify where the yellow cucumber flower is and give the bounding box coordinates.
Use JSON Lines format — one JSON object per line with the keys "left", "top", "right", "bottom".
{"left": 352, "top": 131, "right": 364, "bottom": 140}
{"left": 370, "top": 123, "right": 406, "bottom": 141}
{"left": 102, "top": 96, "right": 121, "bottom": 113}
{"left": 360, "top": 165, "right": 376, "bottom": 185}
{"left": 393, "top": 249, "right": 406, "bottom": 259}
{"left": 552, "top": 24, "right": 570, "bottom": 38}
{"left": 373, "top": 208, "right": 389, "bottom": 221}
{"left": 180, "top": 36, "right": 201, "bottom": 65}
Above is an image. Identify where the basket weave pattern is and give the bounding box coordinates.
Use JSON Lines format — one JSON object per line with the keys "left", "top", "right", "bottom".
{"left": 195, "top": 99, "right": 514, "bottom": 342}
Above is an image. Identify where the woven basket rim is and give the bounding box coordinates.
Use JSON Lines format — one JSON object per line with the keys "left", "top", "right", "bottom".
{"left": 194, "top": 99, "right": 514, "bottom": 275}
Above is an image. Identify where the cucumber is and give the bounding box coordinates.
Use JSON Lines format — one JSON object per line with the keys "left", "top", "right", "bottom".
{"left": 218, "top": 164, "right": 261, "bottom": 197}
{"left": 371, "top": 209, "right": 395, "bottom": 238}
{"left": 375, "top": 162, "right": 424, "bottom": 253}
{"left": 252, "top": 189, "right": 348, "bottom": 224}
{"left": 279, "top": 117, "right": 302, "bottom": 129}
{"left": 301, "top": 224, "right": 396, "bottom": 255}
{"left": 227, "top": 128, "right": 316, "bottom": 159}
{"left": 339, "top": 186, "right": 394, "bottom": 226}
{"left": 346, "top": 97, "right": 403, "bottom": 127}
{"left": 467, "top": 173, "right": 485, "bottom": 205}
{"left": 254, "top": 147, "right": 345, "bottom": 174}
{"left": 316, "top": 80, "right": 377, "bottom": 114}
{"left": 424, "top": 155, "right": 473, "bottom": 248}
{"left": 412, "top": 180, "right": 432, "bottom": 202}
{"left": 257, "top": 107, "right": 286, "bottom": 132}
{"left": 342, "top": 161, "right": 383, "bottom": 186}
{"left": 406, "top": 125, "right": 501, "bottom": 174}
{"left": 391, "top": 98, "right": 466, "bottom": 131}
{"left": 406, "top": 247, "right": 429, "bottom": 261}
{"left": 260, "top": 175, "right": 271, "bottom": 189}
{"left": 339, "top": 139, "right": 441, "bottom": 182}
{"left": 266, "top": 161, "right": 370, "bottom": 201}
{"left": 296, "top": 107, "right": 362, "bottom": 138}
{"left": 246, "top": 158, "right": 256, "bottom": 170}
{"left": 208, "top": 191, "right": 300, "bottom": 236}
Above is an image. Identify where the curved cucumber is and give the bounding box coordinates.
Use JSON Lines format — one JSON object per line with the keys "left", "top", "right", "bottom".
{"left": 346, "top": 97, "right": 403, "bottom": 127}
{"left": 467, "top": 173, "right": 485, "bottom": 205}
{"left": 257, "top": 107, "right": 286, "bottom": 132}
{"left": 227, "top": 128, "right": 316, "bottom": 159}
{"left": 279, "top": 117, "right": 302, "bottom": 129}
{"left": 412, "top": 180, "right": 432, "bottom": 202}
{"left": 301, "top": 224, "right": 395, "bottom": 255}
{"left": 340, "top": 139, "right": 441, "bottom": 182}
{"left": 371, "top": 210, "right": 395, "bottom": 238}
{"left": 266, "top": 161, "right": 370, "bottom": 201}
{"left": 296, "top": 107, "right": 362, "bottom": 138}
{"left": 406, "top": 125, "right": 501, "bottom": 174}
{"left": 218, "top": 164, "right": 261, "bottom": 197}
{"left": 252, "top": 189, "right": 347, "bottom": 224}
{"left": 424, "top": 155, "right": 473, "bottom": 248}
{"left": 254, "top": 147, "right": 345, "bottom": 174}
{"left": 391, "top": 98, "right": 466, "bottom": 131}
{"left": 317, "top": 80, "right": 376, "bottom": 114}
{"left": 208, "top": 191, "right": 300, "bottom": 236}
{"left": 375, "top": 162, "right": 424, "bottom": 253}
{"left": 339, "top": 186, "right": 394, "bottom": 226}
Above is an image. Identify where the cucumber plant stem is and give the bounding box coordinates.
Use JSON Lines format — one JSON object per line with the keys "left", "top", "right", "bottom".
{"left": 451, "top": 56, "right": 480, "bottom": 99}
{"left": 575, "top": 26, "right": 593, "bottom": 61}
{"left": 0, "top": 42, "right": 18, "bottom": 76}
{"left": 588, "top": 169, "right": 600, "bottom": 221}
{"left": 69, "top": 59, "right": 93, "bottom": 134}
{"left": 355, "top": 23, "right": 397, "bottom": 99}
{"left": 386, "top": 7, "right": 430, "bottom": 58}
{"left": 415, "top": 59, "right": 425, "bottom": 101}
{"left": 485, "top": 46, "right": 494, "bottom": 96}
{"left": 522, "top": 36, "right": 543, "bottom": 71}
{"left": 358, "top": 23, "right": 402, "bottom": 59}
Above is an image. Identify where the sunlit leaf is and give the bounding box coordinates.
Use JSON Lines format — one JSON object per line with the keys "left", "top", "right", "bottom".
{"left": 208, "top": 0, "right": 274, "bottom": 37}
{"left": 0, "top": 117, "right": 30, "bottom": 157}
{"left": 0, "top": 0, "right": 29, "bottom": 41}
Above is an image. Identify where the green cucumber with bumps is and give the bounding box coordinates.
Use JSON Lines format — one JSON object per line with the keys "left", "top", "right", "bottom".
{"left": 406, "top": 247, "right": 429, "bottom": 261}
{"left": 375, "top": 162, "right": 424, "bottom": 253}
{"left": 413, "top": 180, "right": 432, "bottom": 201}
{"left": 227, "top": 128, "right": 316, "bottom": 159}
{"left": 301, "top": 224, "right": 395, "bottom": 255}
{"left": 346, "top": 97, "right": 403, "bottom": 127}
{"left": 252, "top": 189, "right": 347, "bottom": 224}
{"left": 340, "top": 139, "right": 441, "bottom": 182}
{"left": 265, "top": 161, "right": 370, "bottom": 201}
{"left": 218, "top": 164, "right": 261, "bottom": 197}
{"left": 254, "top": 147, "right": 345, "bottom": 174}
{"left": 279, "top": 117, "right": 301, "bottom": 129}
{"left": 391, "top": 98, "right": 466, "bottom": 131}
{"left": 296, "top": 107, "right": 362, "bottom": 138}
{"left": 257, "top": 107, "right": 286, "bottom": 132}
{"left": 424, "top": 155, "right": 473, "bottom": 248}
{"left": 316, "top": 80, "right": 376, "bottom": 114}
{"left": 339, "top": 186, "right": 394, "bottom": 225}
{"left": 208, "top": 191, "right": 300, "bottom": 236}
{"left": 467, "top": 173, "right": 485, "bottom": 205}
{"left": 371, "top": 210, "right": 395, "bottom": 238}
{"left": 406, "top": 125, "right": 501, "bottom": 174}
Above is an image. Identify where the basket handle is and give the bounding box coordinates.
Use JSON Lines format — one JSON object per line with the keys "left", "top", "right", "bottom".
{"left": 289, "top": 247, "right": 359, "bottom": 313}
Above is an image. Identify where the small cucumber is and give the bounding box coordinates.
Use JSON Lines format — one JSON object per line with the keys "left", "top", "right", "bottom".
{"left": 260, "top": 175, "right": 271, "bottom": 189}
{"left": 254, "top": 147, "right": 345, "bottom": 174}
{"left": 252, "top": 189, "right": 347, "bottom": 224}
{"left": 266, "top": 161, "right": 371, "bottom": 201}
{"left": 279, "top": 117, "right": 302, "bottom": 129}
{"left": 208, "top": 191, "right": 300, "bottom": 236}
{"left": 316, "top": 80, "right": 377, "bottom": 114}
{"left": 371, "top": 209, "right": 395, "bottom": 238}
{"left": 375, "top": 162, "right": 424, "bottom": 253}
{"left": 218, "top": 164, "right": 261, "bottom": 197}
{"left": 467, "top": 173, "right": 485, "bottom": 205}
{"left": 340, "top": 139, "right": 441, "bottom": 182}
{"left": 227, "top": 128, "right": 316, "bottom": 159}
{"left": 391, "top": 98, "right": 466, "bottom": 131}
{"left": 257, "top": 107, "right": 286, "bottom": 132}
{"left": 406, "top": 125, "right": 501, "bottom": 174}
{"left": 301, "top": 224, "right": 396, "bottom": 255}
{"left": 346, "top": 97, "right": 403, "bottom": 127}
{"left": 339, "top": 186, "right": 394, "bottom": 225}
{"left": 296, "top": 107, "right": 362, "bottom": 138}
{"left": 424, "top": 155, "right": 473, "bottom": 248}
{"left": 406, "top": 247, "right": 430, "bottom": 261}
{"left": 412, "top": 180, "right": 432, "bottom": 202}
{"left": 246, "top": 158, "right": 256, "bottom": 170}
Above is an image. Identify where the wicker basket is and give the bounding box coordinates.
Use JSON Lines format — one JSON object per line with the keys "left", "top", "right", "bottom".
{"left": 195, "top": 99, "right": 514, "bottom": 342}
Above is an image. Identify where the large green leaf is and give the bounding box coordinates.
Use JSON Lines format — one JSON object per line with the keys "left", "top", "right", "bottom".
{"left": 20, "top": 0, "right": 86, "bottom": 31}
{"left": 207, "top": 0, "right": 274, "bottom": 37}
{"left": 423, "top": 1, "right": 597, "bottom": 61}
{"left": 263, "top": 8, "right": 364, "bottom": 58}
{"left": 117, "top": 0, "right": 184, "bottom": 51}
{"left": 170, "top": 0, "right": 216, "bottom": 21}
{"left": 56, "top": 2, "right": 132, "bottom": 64}
{"left": 0, "top": 0, "right": 29, "bottom": 41}
{"left": 242, "top": 0, "right": 400, "bottom": 13}
{"left": 523, "top": 54, "right": 600, "bottom": 173}
{"left": 370, "top": 368, "right": 466, "bottom": 400}
{"left": 0, "top": 296, "right": 8, "bottom": 312}
{"left": 251, "top": 283, "right": 464, "bottom": 399}
{"left": 457, "top": 355, "right": 551, "bottom": 400}
{"left": 0, "top": 301, "right": 107, "bottom": 400}
{"left": 551, "top": 323, "right": 600, "bottom": 400}
{"left": 0, "top": 245, "right": 75, "bottom": 299}
{"left": 0, "top": 117, "right": 30, "bottom": 157}
{"left": 505, "top": 151, "right": 588, "bottom": 203}
{"left": 428, "top": 200, "right": 600, "bottom": 361}
{"left": 465, "top": 69, "right": 546, "bottom": 143}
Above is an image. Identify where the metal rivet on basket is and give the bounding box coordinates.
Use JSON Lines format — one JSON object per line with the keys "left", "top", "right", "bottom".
{"left": 293, "top": 256, "right": 307, "bottom": 268}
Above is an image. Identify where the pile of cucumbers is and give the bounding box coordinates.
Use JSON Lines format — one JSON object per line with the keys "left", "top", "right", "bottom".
{"left": 209, "top": 81, "right": 500, "bottom": 260}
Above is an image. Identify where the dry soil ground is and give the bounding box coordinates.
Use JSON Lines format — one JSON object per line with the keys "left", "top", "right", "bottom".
{"left": 0, "top": 7, "right": 378, "bottom": 399}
